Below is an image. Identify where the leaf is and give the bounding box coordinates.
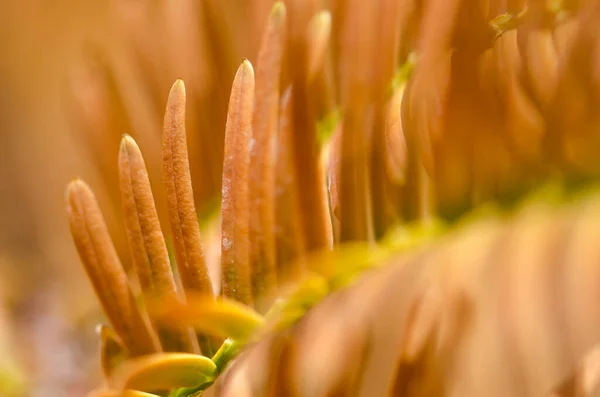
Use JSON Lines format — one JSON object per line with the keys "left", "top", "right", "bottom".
{"left": 65, "top": 179, "right": 159, "bottom": 356}
{"left": 119, "top": 134, "right": 196, "bottom": 353}
{"left": 154, "top": 294, "right": 264, "bottom": 342}
{"left": 306, "top": 10, "right": 332, "bottom": 82}
{"left": 248, "top": 1, "right": 287, "bottom": 301}
{"left": 162, "top": 79, "right": 215, "bottom": 353}
{"left": 162, "top": 79, "right": 213, "bottom": 297}
{"left": 274, "top": 86, "right": 307, "bottom": 281}
{"left": 286, "top": 1, "right": 333, "bottom": 253}
{"left": 221, "top": 60, "right": 255, "bottom": 306}
{"left": 109, "top": 353, "right": 217, "bottom": 392}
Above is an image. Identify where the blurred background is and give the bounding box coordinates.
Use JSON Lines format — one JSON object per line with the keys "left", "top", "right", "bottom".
{"left": 0, "top": 1, "right": 276, "bottom": 395}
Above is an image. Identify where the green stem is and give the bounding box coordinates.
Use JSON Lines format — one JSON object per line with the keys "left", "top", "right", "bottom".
{"left": 211, "top": 339, "right": 242, "bottom": 375}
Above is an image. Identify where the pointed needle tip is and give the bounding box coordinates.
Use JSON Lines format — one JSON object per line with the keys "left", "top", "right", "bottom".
{"left": 271, "top": 1, "right": 287, "bottom": 21}
{"left": 170, "top": 79, "right": 186, "bottom": 98}
{"left": 120, "top": 133, "right": 138, "bottom": 151}
{"left": 240, "top": 59, "right": 255, "bottom": 75}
